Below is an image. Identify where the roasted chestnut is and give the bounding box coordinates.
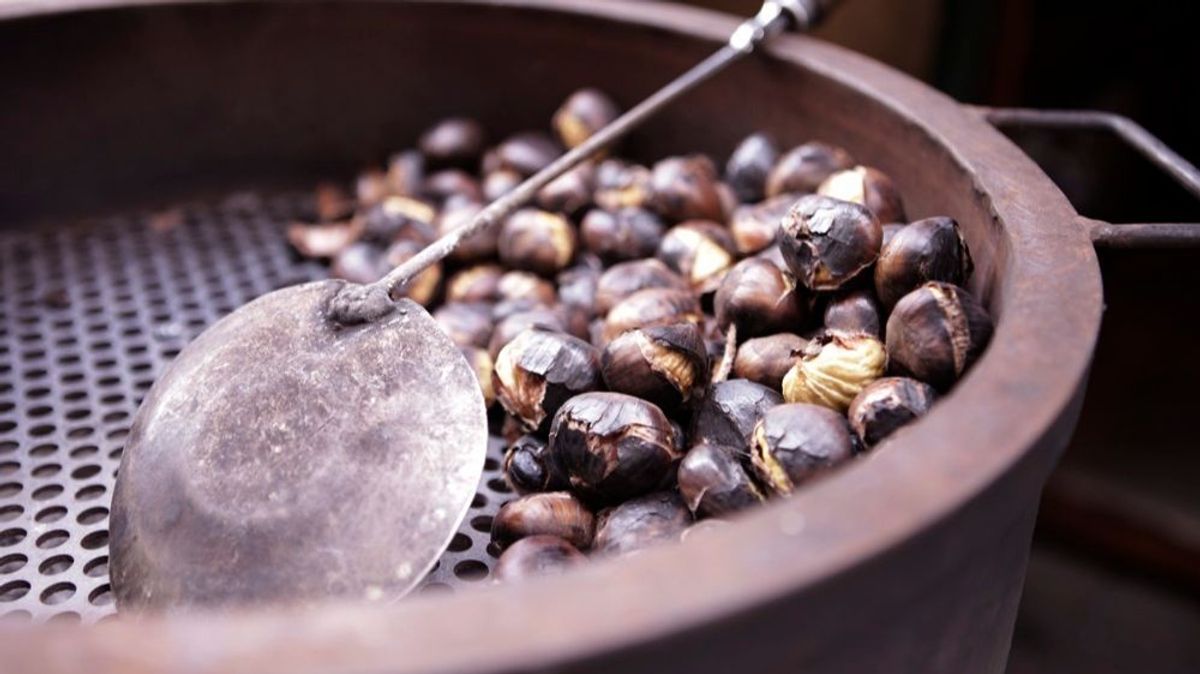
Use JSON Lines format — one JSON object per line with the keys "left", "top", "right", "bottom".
{"left": 537, "top": 163, "right": 594, "bottom": 215}
{"left": 874, "top": 216, "right": 973, "bottom": 309}
{"left": 312, "top": 182, "right": 354, "bottom": 222}
{"left": 359, "top": 195, "right": 436, "bottom": 244}
{"left": 496, "top": 270, "right": 558, "bottom": 307}
{"left": 782, "top": 331, "right": 887, "bottom": 411}
{"left": 385, "top": 149, "right": 425, "bottom": 197}
{"left": 421, "top": 169, "right": 484, "bottom": 204}
{"left": 418, "top": 117, "right": 486, "bottom": 167}
{"left": 656, "top": 221, "right": 737, "bottom": 293}
{"left": 765, "top": 142, "right": 854, "bottom": 197}
{"left": 649, "top": 155, "right": 726, "bottom": 222}
{"left": 498, "top": 209, "right": 577, "bottom": 276}
{"left": 483, "top": 168, "right": 523, "bottom": 201}
{"left": 823, "top": 289, "right": 882, "bottom": 336}
{"left": 382, "top": 239, "right": 442, "bottom": 306}
{"left": 491, "top": 491, "right": 595, "bottom": 550}
{"left": 504, "top": 434, "right": 569, "bottom": 494}
{"left": 331, "top": 241, "right": 387, "bottom": 284}
{"left": 818, "top": 166, "right": 906, "bottom": 223}
{"left": 355, "top": 168, "right": 390, "bottom": 207}
{"left": 732, "top": 333, "right": 807, "bottom": 390}
{"left": 592, "top": 491, "right": 692, "bottom": 556}
{"left": 881, "top": 222, "right": 905, "bottom": 249}
{"left": 601, "top": 322, "right": 709, "bottom": 411}
{"left": 437, "top": 199, "right": 497, "bottom": 263}
{"left": 553, "top": 88, "right": 621, "bottom": 149}
{"left": 548, "top": 392, "right": 679, "bottom": 502}
{"left": 459, "top": 345, "right": 496, "bottom": 407}
{"left": 677, "top": 443, "right": 765, "bottom": 517}
{"left": 750, "top": 403, "right": 855, "bottom": 495}
{"left": 487, "top": 308, "right": 566, "bottom": 358}
{"left": 729, "top": 193, "right": 797, "bottom": 255}
{"left": 580, "top": 208, "right": 665, "bottom": 264}
{"left": 725, "top": 132, "right": 780, "bottom": 203}
{"left": 494, "top": 535, "right": 587, "bottom": 582}
{"left": 885, "top": 282, "right": 993, "bottom": 390}
{"left": 487, "top": 131, "right": 562, "bottom": 176}
{"left": 555, "top": 265, "right": 600, "bottom": 317}
{"left": 433, "top": 302, "right": 493, "bottom": 349}
{"left": 493, "top": 327, "right": 602, "bottom": 432}
{"left": 714, "top": 257, "right": 808, "bottom": 338}
{"left": 593, "top": 158, "right": 654, "bottom": 211}
{"left": 595, "top": 259, "right": 688, "bottom": 314}
{"left": 601, "top": 287, "right": 704, "bottom": 344}
{"left": 446, "top": 263, "right": 504, "bottom": 303}
{"left": 779, "top": 194, "right": 882, "bottom": 292}
{"left": 847, "top": 377, "right": 937, "bottom": 448}
{"left": 691, "top": 379, "right": 783, "bottom": 449}
{"left": 287, "top": 220, "right": 362, "bottom": 259}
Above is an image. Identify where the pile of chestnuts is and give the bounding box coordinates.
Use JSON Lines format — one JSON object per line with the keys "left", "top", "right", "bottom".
{"left": 288, "top": 89, "right": 993, "bottom": 583}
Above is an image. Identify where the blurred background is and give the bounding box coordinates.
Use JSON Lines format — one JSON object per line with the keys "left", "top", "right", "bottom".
{"left": 689, "top": 0, "right": 1200, "bottom": 672}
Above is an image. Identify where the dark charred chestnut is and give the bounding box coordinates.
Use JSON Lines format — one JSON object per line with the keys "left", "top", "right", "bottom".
{"left": 459, "top": 345, "right": 495, "bottom": 408}
{"left": 331, "top": 241, "right": 386, "bottom": 284}
{"left": 824, "top": 289, "right": 882, "bottom": 336}
{"left": 600, "top": 322, "right": 709, "bottom": 411}
{"left": 725, "top": 133, "right": 780, "bottom": 203}
{"left": 750, "top": 403, "right": 855, "bottom": 495}
{"left": 437, "top": 199, "right": 498, "bottom": 263}
{"left": 421, "top": 169, "right": 483, "bottom": 204}
{"left": 496, "top": 270, "right": 558, "bottom": 307}
{"left": 691, "top": 379, "right": 783, "bottom": 449}
{"left": 593, "top": 159, "right": 654, "bottom": 211}
{"left": 595, "top": 259, "right": 688, "bottom": 314}
{"left": 729, "top": 193, "right": 797, "bottom": 255}
{"left": 504, "top": 434, "right": 569, "bottom": 494}
{"left": 765, "top": 142, "right": 855, "bottom": 197}
{"left": 385, "top": 149, "right": 425, "bottom": 197}
{"left": 885, "top": 282, "right": 993, "bottom": 390}
{"left": 782, "top": 331, "right": 887, "bottom": 411}
{"left": 487, "top": 308, "right": 566, "bottom": 359}
{"left": 494, "top": 535, "right": 587, "bottom": 582}
{"left": 678, "top": 443, "right": 765, "bottom": 517}
{"left": 779, "top": 194, "right": 883, "bottom": 292}
{"left": 592, "top": 491, "right": 692, "bottom": 556}
{"left": 733, "top": 333, "right": 807, "bottom": 390}
{"left": 874, "top": 216, "right": 974, "bottom": 310}
{"left": 491, "top": 491, "right": 595, "bottom": 550}
{"left": 446, "top": 264, "right": 504, "bottom": 303}
{"left": 359, "top": 195, "right": 436, "bottom": 245}
{"left": 657, "top": 221, "right": 737, "bottom": 293}
{"left": 433, "top": 302, "right": 493, "bottom": 349}
{"left": 487, "top": 131, "right": 562, "bottom": 176}
{"left": 418, "top": 117, "right": 486, "bottom": 167}
{"left": 493, "top": 327, "right": 601, "bottom": 433}
{"left": 818, "top": 165, "right": 906, "bottom": 223}
{"left": 649, "top": 155, "right": 726, "bottom": 222}
{"left": 714, "top": 257, "right": 808, "bottom": 338}
{"left": 580, "top": 208, "right": 665, "bottom": 264}
{"left": 498, "top": 209, "right": 577, "bottom": 276}
{"left": 553, "top": 88, "right": 621, "bottom": 149}
{"left": 536, "top": 163, "right": 594, "bottom": 215}
{"left": 548, "top": 392, "right": 679, "bottom": 503}
{"left": 601, "top": 287, "right": 704, "bottom": 344}
{"left": 848, "top": 376, "right": 937, "bottom": 448}
{"left": 483, "top": 168, "right": 522, "bottom": 201}
{"left": 556, "top": 265, "right": 600, "bottom": 316}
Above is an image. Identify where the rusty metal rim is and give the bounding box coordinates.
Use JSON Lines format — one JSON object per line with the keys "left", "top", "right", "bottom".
{"left": 0, "top": 1, "right": 1103, "bottom": 672}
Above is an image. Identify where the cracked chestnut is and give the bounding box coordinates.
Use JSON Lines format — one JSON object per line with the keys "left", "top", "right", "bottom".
{"left": 433, "top": 302, "right": 493, "bottom": 349}
{"left": 656, "top": 220, "right": 737, "bottom": 293}
{"left": 491, "top": 491, "right": 595, "bottom": 550}
{"left": 677, "top": 442, "right": 765, "bottom": 517}
{"left": 779, "top": 194, "right": 882, "bottom": 292}
{"left": 593, "top": 491, "right": 692, "bottom": 556}
{"left": 601, "top": 287, "right": 704, "bottom": 344}
{"left": 593, "top": 158, "right": 654, "bottom": 211}
{"left": 487, "top": 308, "right": 565, "bottom": 358}
{"left": 732, "top": 333, "right": 807, "bottom": 390}
{"left": 848, "top": 376, "right": 937, "bottom": 448}
{"left": 874, "top": 216, "right": 974, "bottom": 309}
{"left": 782, "top": 331, "right": 887, "bottom": 412}
{"left": 649, "top": 155, "right": 726, "bottom": 222}
{"left": 765, "top": 142, "right": 855, "bottom": 197}
{"left": 691, "top": 379, "right": 783, "bottom": 449}
{"left": 714, "top": 257, "right": 808, "bottom": 338}
{"left": 504, "top": 434, "right": 569, "bottom": 494}
{"left": 553, "top": 88, "right": 621, "bottom": 149}
{"left": 600, "top": 322, "right": 709, "bottom": 412}
{"left": 359, "top": 195, "right": 436, "bottom": 245}
{"left": 494, "top": 535, "right": 587, "bottom": 582}
{"left": 750, "top": 403, "right": 855, "bottom": 495}
{"left": 581, "top": 207, "right": 665, "bottom": 264}
{"left": 499, "top": 209, "right": 577, "bottom": 276}
{"left": 818, "top": 165, "right": 906, "bottom": 223}
{"left": 446, "top": 264, "right": 504, "bottom": 303}
{"left": 536, "top": 163, "right": 594, "bottom": 215}
{"left": 885, "top": 281, "right": 993, "bottom": 390}
{"left": 437, "top": 199, "right": 497, "bottom": 263}
{"left": 493, "top": 327, "right": 601, "bottom": 432}
{"left": 729, "top": 193, "right": 797, "bottom": 255}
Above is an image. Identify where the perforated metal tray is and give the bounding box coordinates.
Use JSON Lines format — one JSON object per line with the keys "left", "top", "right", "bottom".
{"left": 0, "top": 192, "right": 510, "bottom": 623}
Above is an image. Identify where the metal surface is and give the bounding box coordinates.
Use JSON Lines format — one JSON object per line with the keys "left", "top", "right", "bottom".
{"left": 0, "top": 0, "right": 1113, "bottom": 672}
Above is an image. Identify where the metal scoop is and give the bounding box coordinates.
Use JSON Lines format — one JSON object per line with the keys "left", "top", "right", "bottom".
{"left": 110, "top": 0, "right": 832, "bottom": 610}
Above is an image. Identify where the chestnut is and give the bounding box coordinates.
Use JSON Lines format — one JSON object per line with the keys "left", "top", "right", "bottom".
{"left": 595, "top": 259, "right": 688, "bottom": 314}
{"left": 493, "top": 327, "right": 602, "bottom": 432}
{"left": 593, "top": 158, "right": 654, "bottom": 211}
{"left": 382, "top": 239, "right": 442, "bottom": 306}
{"left": 714, "top": 257, "right": 808, "bottom": 338}
{"left": 355, "top": 168, "right": 390, "bottom": 207}
{"left": 601, "top": 287, "right": 704, "bottom": 344}
{"left": 487, "top": 131, "right": 562, "bottom": 176}
{"left": 446, "top": 264, "right": 504, "bottom": 303}
{"left": 418, "top": 117, "right": 486, "bottom": 167}
{"left": 498, "top": 209, "right": 577, "bottom": 276}
{"left": 656, "top": 221, "right": 737, "bottom": 293}
{"left": 848, "top": 377, "right": 937, "bottom": 448}
{"left": 359, "top": 195, "right": 436, "bottom": 244}
{"left": 556, "top": 264, "right": 600, "bottom": 316}
{"left": 488, "top": 308, "right": 566, "bottom": 358}
{"left": 732, "top": 333, "right": 807, "bottom": 390}
{"left": 504, "top": 434, "right": 569, "bottom": 494}
{"left": 677, "top": 443, "right": 765, "bottom": 517}
{"left": 553, "top": 88, "right": 621, "bottom": 149}
{"left": 881, "top": 222, "right": 905, "bottom": 249}
{"left": 691, "top": 379, "right": 783, "bottom": 449}
{"left": 649, "top": 155, "right": 726, "bottom": 222}
{"left": 782, "top": 331, "right": 887, "bottom": 412}
{"left": 421, "top": 168, "right": 483, "bottom": 204}
{"left": 491, "top": 491, "right": 595, "bottom": 550}
{"left": 874, "top": 216, "right": 974, "bottom": 310}
{"left": 385, "top": 149, "right": 425, "bottom": 197}
{"left": 331, "top": 241, "right": 387, "bottom": 284}
{"left": 494, "top": 535, "right": 586, "bottom": 582}
{"left": 725, "top": 132, "right": 780, "bottom": 203}
{"left": 765, "top": 142, "right": 855, "bottom": 197}
{"left": 536, "top": 163, "right": 594, "bottom": 215}
{"left": 313, "top": 182, "right": 354, "bottom": 222}
{"left": 750, "top": 403, "right": 855, "bottom": 495}
{"left": 779, "top": 194, "right": 882, "bottom": 292}
{"left": 592, "top": 491, "right": 692, "bottom": 556}
{"left": 548, "top": 392, "right": 679, "bottom": 503}
{"left": 580, "top": 207, "right": 665, "bottom": 264}
{"left": 287, "top": 220, "right": 362, "bottom": 259}
{"left": 437, "top": 199, "right": 498, "bottom": 263}
{"left": 823, "top": 289, "right": 882, "bottom": 336}
{"left": 497, "top": 270, "right": 558, "bottom": 307}
{"left": 433, "top": 302, "right": 493, "bottom": 349}
{"left": 601, "top": 322, "right": 709, "bottom": 411}
{"left": 459, "top": 345, "right": 496, "bottom": 407}
{"left": 818, "top": 165, "right": 906, "bottom": 223}
{"left": 729, "top": 193, "right": 797, "bottom": 255}
{"left": 483, "top": 168, "right": 522, "bottom": 201}
{"left": 885, "top": 282, "right": 993, "bottom": 390}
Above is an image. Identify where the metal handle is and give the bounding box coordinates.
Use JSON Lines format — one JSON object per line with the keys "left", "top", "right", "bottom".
{"left": 972, "top": 106, "right": 1200, "bottom": 249}
{"left": 327, "top": 0, "right": 837, "bottom": 324}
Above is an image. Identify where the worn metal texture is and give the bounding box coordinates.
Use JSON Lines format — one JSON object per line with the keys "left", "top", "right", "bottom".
{"left": 0, "top": 1, "right": 1106, "bottom": 673}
